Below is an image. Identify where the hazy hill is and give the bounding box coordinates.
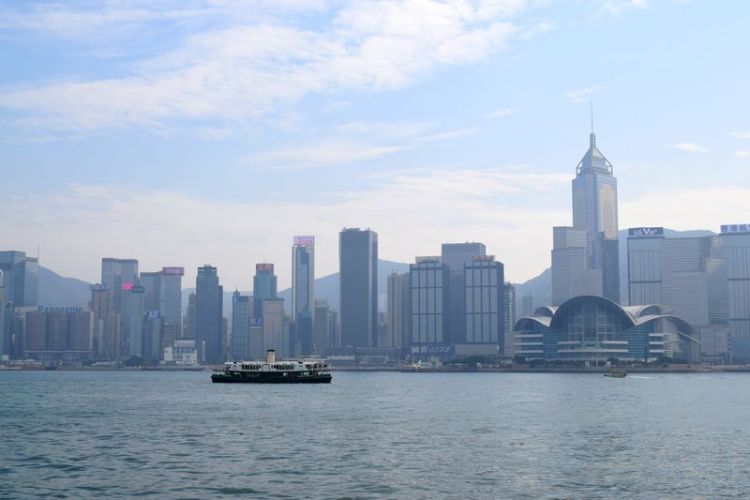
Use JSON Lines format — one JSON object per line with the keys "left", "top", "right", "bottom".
{"left": 37, "top": 266, "right": 91, "bottom": 307}
{"left": 39, "top": 229, "right": 717, "bottom": 316}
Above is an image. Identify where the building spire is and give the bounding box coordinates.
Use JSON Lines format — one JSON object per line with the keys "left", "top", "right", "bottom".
{"left": 589, "top": 101, "right": 596, "bottom": 148}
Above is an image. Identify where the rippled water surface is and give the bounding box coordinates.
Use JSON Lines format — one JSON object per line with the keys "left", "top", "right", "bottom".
{"left": 2, "top": 370, "right": 750, "bottom": 498}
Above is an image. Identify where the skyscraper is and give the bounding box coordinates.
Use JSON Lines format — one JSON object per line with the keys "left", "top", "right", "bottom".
{"left": 231, "top": 291, "right": 250, "bottom": 360}
{"left": 551, "top": 128, "right": 620, "bottom": 304}
{"left": 718, "top": 224, "right": 750, "bottom": 359}
{"left": 140, "top": 267, "right": 184, "bottom": 338}
{"left": 121, "top": 284, "right": 145, "bottom": 358}
{"left": 441, "top": 242, "right": 486, "bottom": 343}
{"left": 101, "top": 258, "right": 139, "bottom": 313}
{"left": 195, "top": 265, "right": 224, "bottom": 364}
{"left": 313, "top": 299, "right": 332, "bottom": 355}
{"left": 339, "top": 228, "right": 378, "bottom": 348}
{"left": 459, "top": 256, "right": 505, "bottom": 357}
{"left": 409, "top": 257, "right": 450, "bottom": 359}
{"left": 292, "top": 236, "right": 315, "bottom": 320}
{"left": 90, "top": 283, "right": 119, "bottom": 359}
{"left": 253, "top": 264, "right": 277, "bottom": 320}
{"left": 0, "top": 251, "right": 38, "bottom": 308}
{"left": 387, "top": 271, "right": 410, "bottom": 351}
{"left": 0, "top": 270, "right": 10, "bottom": 358}
{"left": 262, "top": 298, "right": 285, "bottom": 358}
{"left": 504, "top": 282, "right": 516, "bottom": 357}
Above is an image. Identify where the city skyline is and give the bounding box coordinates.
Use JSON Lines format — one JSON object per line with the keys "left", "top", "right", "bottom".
{"left": 2, "top": 1, "right": 749, "bottom": 290}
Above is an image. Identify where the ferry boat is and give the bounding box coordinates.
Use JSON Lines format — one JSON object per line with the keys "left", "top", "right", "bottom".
{"left": 604, "top": 369, "right": 627, "bottom": 378}
{"left": 211, "top": 350, "right": 332, "bottom": 384}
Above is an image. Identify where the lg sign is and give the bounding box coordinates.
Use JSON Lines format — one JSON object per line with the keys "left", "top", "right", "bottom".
{"left": 628, "top": 227, "right": 664, "bottom": 238}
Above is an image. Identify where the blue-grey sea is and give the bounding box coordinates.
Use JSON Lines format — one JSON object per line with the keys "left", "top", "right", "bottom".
{"left": 2, "top": 370, "right": 749, "bottom": 499}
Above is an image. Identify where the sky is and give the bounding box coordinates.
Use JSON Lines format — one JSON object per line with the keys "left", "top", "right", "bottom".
{"left": 1, "top": 0, "right": 749, "bottom": 291}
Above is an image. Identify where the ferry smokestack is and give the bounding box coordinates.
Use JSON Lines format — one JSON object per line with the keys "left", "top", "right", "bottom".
{"left": 266, "top": 350, "right": 276, "bottom": 364}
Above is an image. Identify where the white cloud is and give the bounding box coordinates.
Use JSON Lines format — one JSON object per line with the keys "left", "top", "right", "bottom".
{"left": 730, "top": 130, "right": 750, "bottom": 139}
{"left": 565, "top": 84, "right": 605, "bottom": 103}
{"left": 249, "top": 141, "right": 412, "bottom": 169}
{"left": 485, "top": 106, "right": 523, "bottom": 118}
{"left": 621, "top": 187, "right": 750, "bottom": 232}
{"left": 0, "top": 1, "right": 532, "bottom": 134}
{"left": 736, "top": 150, "right": 750, "bottom": 159}
{"left": 1, "top": 167, "right": 570, "bottom": 288}
{"left": 599, "top": 0, "right": 651, "bottom": 16}
{"left": 673, "top": 142, "right": 712, "bottom": 153}
{"left": 245, "top": 121, "right": 481, "bottom": 169}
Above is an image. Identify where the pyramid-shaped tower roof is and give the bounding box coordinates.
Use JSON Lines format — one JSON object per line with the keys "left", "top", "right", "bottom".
{"left": 576, "top": 132, "right": 613, "bottom": 175}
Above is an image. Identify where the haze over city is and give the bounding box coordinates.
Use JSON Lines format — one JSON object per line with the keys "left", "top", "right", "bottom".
{"left": 2, "top": 0, "right": 749, "bottom": 289}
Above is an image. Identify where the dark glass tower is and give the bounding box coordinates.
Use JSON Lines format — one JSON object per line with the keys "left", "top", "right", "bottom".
{"left": 196, "top": 265, "right": 223, "bottom": 363}
{"left": 339, "top": 228, "right": 378, "bottom": 348}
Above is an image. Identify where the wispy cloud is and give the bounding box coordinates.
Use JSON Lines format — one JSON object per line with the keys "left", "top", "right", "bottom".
{"left": 730, "top": 130, "right": 750, "bottom": 139}
{"left": 485, "top": 106, "right": 523, "bottom": 118}
{"left": 246, "top": 121, "right": 482, "bottom": 169}
{"left": 598, "top": 0, "right": 651, "bottom": 16}
{"left": 565, "top": 84, "right": 605, "bottom": 103}
{"left": 0, "top": 1, "right": 534, "bottom": 135}
{"left": 736, "top": 150, "right": 750, "bottom": 159}
{"left": 673, "top": 142, "right": 712, "bottom": 153}
{"left": 2, "top": 169, "right": 571, "bottom": 286}
{"left": 249, "top": 142, "right": 412, "bottom": 169}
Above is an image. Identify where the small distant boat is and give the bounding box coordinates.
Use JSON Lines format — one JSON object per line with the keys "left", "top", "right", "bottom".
{"left": 211, "top": 350, "right": 332, "bottom": 384}
{"left": 604, "top": 369, "right": 627, "bottom": 378}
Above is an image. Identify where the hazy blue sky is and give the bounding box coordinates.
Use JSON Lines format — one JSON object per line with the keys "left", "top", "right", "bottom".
{"left": 1, "top": 0, "right": 749, "bottom": 289}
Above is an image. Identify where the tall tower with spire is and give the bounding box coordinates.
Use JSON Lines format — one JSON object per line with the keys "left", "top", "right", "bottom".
{"left": 551, "top": 114, "right": 620, "bottom": 304}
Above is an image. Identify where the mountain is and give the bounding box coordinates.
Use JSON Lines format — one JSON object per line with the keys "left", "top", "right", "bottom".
{"left": 38, "top": 228, "right": 718, "bottom": 316}
{"left": 38, "top": 266, "right": 91, "bottom": 307}
{"left": 182, "top": 259, "right": 411, "bottom": 318}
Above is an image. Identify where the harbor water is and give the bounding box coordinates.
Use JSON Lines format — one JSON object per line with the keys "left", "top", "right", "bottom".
{"left": 2, "top": 370, "right": 749, "bottom": 498}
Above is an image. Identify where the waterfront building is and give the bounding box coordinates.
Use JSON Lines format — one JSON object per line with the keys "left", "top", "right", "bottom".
{"left": 387, "top": 271, "right": 410, "bottom": 352}
{"left": 441, "top": 243, "right": 486, "bottom": 345}
{"left": 718, "top": 224, "right": 750, "bottom": 359}
{"left": 262, "top": 299, "right": 285, "bottom": 358}
{"left": 121, "top": 284, "right": 145, "bottom": 358}
{"left": 0, "top": 251, "right": 38, "bottom": 308}
{"left": 195, "top": 265, "right": 224, "bottom": 364}
{"left": 339, "top": 228, "right": 378, "bottom": 348}
{"left": 551, "top": 129, "right": 620, "bottom": 305}
{"left": 21, "top": 308, "right": 94, "bottom": 362}
{"left": 409, "top": 257, "right": 451, "bottom": 360}
{"left": 101, "top": 258, "right": 139, "bottom": 313}
{"left": 253, "top": 264, "right": 277, "bottom": 321}
{"left": 514, "top": 296, "right": 700, "bottom": 363}
{"left": 627, "top": 227, "right": 730, "bottom": 360}
{"left": 163, "top": 339, "right": 198, "bottom": 365}
{"left": 231, "top": 291, "right": 251, "bottom": 360}
{"left": 456, "top": 256, "right": 505, "bottom": 358}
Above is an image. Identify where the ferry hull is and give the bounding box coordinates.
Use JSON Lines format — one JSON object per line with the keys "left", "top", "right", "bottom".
{"left": 211, "top": 373, "right": 332, "bottom": 384}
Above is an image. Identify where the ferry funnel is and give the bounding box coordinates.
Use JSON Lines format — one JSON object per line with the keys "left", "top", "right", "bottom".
{"left": 266, "top": 350, "right": 276, "bottom": 364}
